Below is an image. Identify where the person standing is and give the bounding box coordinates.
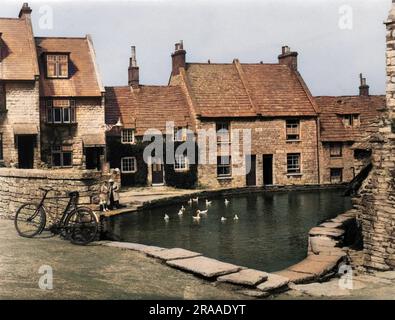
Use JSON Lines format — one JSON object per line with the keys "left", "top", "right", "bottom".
{"left": 108, "top": 179, "right": 120, "bottom": 210}
{"left": 99, "top": 181, "right": 109, "bottom": 212}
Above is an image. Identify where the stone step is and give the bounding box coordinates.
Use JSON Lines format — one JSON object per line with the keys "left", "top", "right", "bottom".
{"left": 256, "top": 274, "right": 289, "bottom": 292}
{"left": 274, "top": 270, "right": 316, "bottom": 284}
{"left": 167, "top": 256, "right": 242, "bottom": 278}
{"left": 309, "top": 227, "right": 345, "bottom": 238}
{"left": 147, "top": 248, "right": 202, "bottom": 261}
{"left": 217, "top": 269, "right": 269, "bottom": 287}
{"left": 101, "top": 241, "right": 165, "bottom": 255}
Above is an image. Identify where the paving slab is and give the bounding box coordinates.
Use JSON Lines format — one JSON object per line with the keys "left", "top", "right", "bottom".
{"left": 147, "top": 248, "right": 202, "bottom": 261}
{"left": 309, "top": 227, "right": 345, "bottom": 238}
{"left": 374, "top": 271, "right": 395, "bottom": 281}
{"left": 330, "top": 215, "right": 355, "bottom": 224}
{"left": 309, "top": 236, "right": 338, "bottom": 254}
{"left": 217, "top": 269, "right": 268, "bottom": 286}
{"left": 102, "top": 241, "right": 165, "bottom": 254}
{"left": 319, "top": 221, "right": 343, "bottom": 229}
{"left": 287, "top": 256, "right": 339, "bottom": 277}
{"left": 256, "top": 274, "right": 289, "bottom": 292}
{"left": 289, "top": 280, "right": 351, "bottom": 297}
{"left": 167, "top": 256, "right": 242, "bottom": 278}
{"left": 238, "top": 289, "right": 270, "bottom": 298}
{"left": 274, "top": 270, "right": 316, "bottom": 284}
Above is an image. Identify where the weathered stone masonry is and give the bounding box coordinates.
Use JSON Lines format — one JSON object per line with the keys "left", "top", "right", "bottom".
{"left": 355, "top": 3, "right": 395, "bottom": 271}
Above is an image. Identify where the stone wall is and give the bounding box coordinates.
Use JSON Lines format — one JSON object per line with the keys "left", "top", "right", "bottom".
{"left": 197, "top": 117, "right": 319, "bottom": 189}
{"left": 0, "top": 168, "right": 106, "bottom": 219}
{"left": 0, "top": 81, "right": 41, "bottom": 168}
{"left": 40, "top": 97, "right": 105, "bottom": 168}
{"left": 354, "top": 4, "right": 395, "bottom": 271}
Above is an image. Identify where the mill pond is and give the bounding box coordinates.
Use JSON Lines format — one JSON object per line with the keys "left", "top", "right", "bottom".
{"left": 106, "top": 189, "right": 352, "bottom": 272}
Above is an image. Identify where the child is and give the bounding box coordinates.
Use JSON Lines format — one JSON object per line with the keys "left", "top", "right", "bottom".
{"left": 108, "top": 179, "right": 120, "bottom": 210}
{"left": 99, "top": 181, "right": 109, "bottom": 212}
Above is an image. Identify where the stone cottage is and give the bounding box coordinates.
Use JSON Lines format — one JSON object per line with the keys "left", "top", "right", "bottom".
{"left": 315, "top": 76, "right": 385, "bottom": 185}
{"left": 169, "top": 42, "right": 321, "bottom": 189}
{"left": 0, "top": 4, "right": 41, "bottom": 169}
{"left": 105, "top": 47, "right": 195, "bottom": 187}
{"left": 0, "top": 3, "right": 106, "bottom": 170}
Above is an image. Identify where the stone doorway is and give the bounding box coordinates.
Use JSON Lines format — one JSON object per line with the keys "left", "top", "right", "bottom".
{"left": 17, "top": 135, "right": 35, "bottom": 169}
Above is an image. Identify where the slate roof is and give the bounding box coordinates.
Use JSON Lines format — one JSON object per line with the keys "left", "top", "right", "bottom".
{"left": 315, "top": 95, "right": 385, "bottom": 142}
{"left": 105, "top": 86, "right": 192, "bottom": 136}
{"left": 177, "top": 61, "right": 318, "bottom": 118}
{"left": 35, "top": 36, "right": 104, "bottom": 97}
{"left": 0, "top": 17, "right": 39, "bottom": 80}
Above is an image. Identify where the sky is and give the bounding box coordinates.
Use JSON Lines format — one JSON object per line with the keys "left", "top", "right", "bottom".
{"left": 1, "top": 0, "right": 392, "bottom": 96}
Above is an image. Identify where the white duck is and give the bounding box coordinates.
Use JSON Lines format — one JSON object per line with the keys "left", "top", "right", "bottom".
{"left": 234, "top": 214, "right": 239, "bottom": 221}
{"left": 197, "top": 209, "right": 208, "bottom": 215}
{"left": 181, "top": 205, "right": 186, "bottom": 211}
{"left": 224, "top": 199, "right": 230, "bottom": 206}
{"left": 193, "top": 213, "right": 201, "bottom": 221}
{"left": 205, "top": 200, "right": 212, "bottom": 207}
{"left": 221, "top": 217, "right": 227, "bottom": 222}
{"left": 178, "top": 210, "right": 184, "bottom": 216}
{"left": 164, "top": 214, "right": 170, "bottom": 221}
{"left": 192, "top": 197, "right": 199, "bottom": 203}
{"left": 188, "top": 199, "right": 193, "bottom": 205}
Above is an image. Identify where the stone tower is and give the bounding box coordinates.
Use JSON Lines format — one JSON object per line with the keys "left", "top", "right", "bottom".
{"left": 356, "top": 1, "right": 395, "bottom": 270}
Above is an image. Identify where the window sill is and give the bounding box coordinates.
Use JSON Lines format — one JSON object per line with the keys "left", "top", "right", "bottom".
{"left": 46, "top": 122, "right": 77, "bottom": 126}
{"left": 286, "top": 140, "right": 301, "bottom": 143}
{"left": 217, "top": 175, "right": 233, "bottom": 181}
{"left": 174, "top": 169, "right": 190, "bottom": 173}
{"left": 121, "top": 171, "right": 137, "bottom": 174}
{"left": 330, "top": 156, "right": 343, "bottom": 159}
{"left": 121, "top": 142, "right": 136, "bottom": 145}
{"left": 286, "top": 173, "right": 302, "bottom": 177}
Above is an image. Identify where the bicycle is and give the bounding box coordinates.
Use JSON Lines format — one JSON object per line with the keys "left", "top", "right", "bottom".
{"left": 14, "top": 187, "right": 99, "bottom": 245}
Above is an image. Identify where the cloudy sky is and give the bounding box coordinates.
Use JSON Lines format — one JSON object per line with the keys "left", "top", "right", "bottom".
{"left": 1, "top": 0, "right": 392, "bottom": 96}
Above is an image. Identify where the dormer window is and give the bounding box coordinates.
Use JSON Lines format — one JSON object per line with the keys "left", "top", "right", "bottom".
{"left": 342, "top": 114, "right": 359, "bottom": 128}
{"left": 46, "top": 54, "right": 69, "bottom": 78}
{"left": 121, "top": 129, "right": 135, "bottom": 144}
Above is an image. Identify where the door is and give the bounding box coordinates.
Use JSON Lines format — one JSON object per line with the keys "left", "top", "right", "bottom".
{"left": 17, "top": 135, "right": 35, "bottom": 169}
{"left": 85, "top": 147, "right": 103, "bottom": 170}
{"left": 263, "top": 155, "right": 273, "bottom": 186}
{"left": 152, "top": 159, "right": 164, "bottom": 185}
{"left": 246, "top": 155, "right": 256, "bottom": 186}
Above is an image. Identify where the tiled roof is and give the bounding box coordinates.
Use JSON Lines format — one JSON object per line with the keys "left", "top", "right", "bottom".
{"left": 315, "top": 95, "right": 385, "bottom": 142}
{"left": 35, "top": 37, "right": 103, "bottom": 97}
{"left": 179, "top": 62, "right": 317, "bottom": 118}
{"left": 0, "top": 18, "right": 39, "bottom": 80}
{"left": 105, "top": 86, "right": 192, "bottom": 136}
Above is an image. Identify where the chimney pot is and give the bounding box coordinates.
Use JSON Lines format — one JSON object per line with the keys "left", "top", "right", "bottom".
{"left": 359, "top": 73, "right": 370, "bottom": 96}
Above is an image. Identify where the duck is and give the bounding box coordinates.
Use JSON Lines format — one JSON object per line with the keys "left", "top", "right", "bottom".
{"left": 188, "top": 199, "right": 193, "bottom": 205}
{"left": 197, "top": 209, "right": 208, "bottom": 215}
{"left": 205, "top": 200, "right": 212, "bottom": 207}
{"left": 225, "top": 199, "right": 230, "bottom": 206}
{"left": 181, "top": 205, "right": 186, "bottom": 211}
{"left": 192, "top": 213, "right": 201, "bottom": 221}
{"left": 178, "top": 210, "right": 184, "bottom": 216}
{"left": 221, "top": 217, "right": 227, "bottom": 222}
{"left": 192, "top": 197, "right": 199, "bottom": 203}
{"left": 234, "top": 214, "right": 239, "bottom": 221}
{"left": 164, "top": 214, "right": 170, "bottom": 221}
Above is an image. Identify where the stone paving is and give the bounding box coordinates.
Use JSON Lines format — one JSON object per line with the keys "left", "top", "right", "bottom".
{"left": 0, "top": 219, "right": 245, "bottom": 300}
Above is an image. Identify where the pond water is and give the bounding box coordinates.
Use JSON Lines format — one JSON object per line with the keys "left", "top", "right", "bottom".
{"left": 106, "top": 189, "right": 352, "bottom": 272}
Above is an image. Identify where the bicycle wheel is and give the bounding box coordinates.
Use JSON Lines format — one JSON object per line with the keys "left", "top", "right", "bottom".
{"left": 14, "top": 203, "right": 46, "bottom": 238}
{"left": 64, "top": 207, "right": 98, "bottom": 245}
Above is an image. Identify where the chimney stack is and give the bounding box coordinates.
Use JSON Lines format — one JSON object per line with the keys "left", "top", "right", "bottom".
{"left": 359, "top": 73, "right": 370, "bottom": 96}
{"left": 19, "top": 3, "right": 32, "bottom": 19}
{"left": 171, "top": 40, "right": 186, "bottom": 76}
{"left": 128, "top": 46, "right": 139, "bottom": 88}
{"left": 278, "top": 46, "right": 298, "bottom": 71}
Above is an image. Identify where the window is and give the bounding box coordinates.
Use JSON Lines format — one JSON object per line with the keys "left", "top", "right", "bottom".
{"left": 121, "top": 129, "right": 135, "bottom": 144}
{"left": 343, "top": 114, "right": 359, "bottom": 127}
{"left": 329, "top": 143, "right": 342, "bottom": 157}
{"left": 217, "top": 156, "right": 232, "bottom": 177}
{"left": 286, "top": 119, "right": 300, "bottom": 141}
{"left": 46, "top": 100, "right": 76, "bottom": 124}
{"left": 174, "top": 127, "right": 187, "bottom": 142}
{"left": 46, "top": 54, "right": 69, "bottom": 78}
{"left": 0, "top": 83, "right": 5, "bottom": 111}
{"left": 216, "top": 122, "right": 230, "bottom": 144}
{"left": 52, "top": 145, "right": 73, "bottom": 167}
{"left": 0, "top": 133, "right": 3, "bottom": 161}
{"left": 287, "top": 153, "right": 301, "bottom": 174}
{"left": 330, "top": 168, "right": 343, "bottom": 183}
{"left": 121, "top": 157, "right": 137, "bottom": 173}
{"left": 174, "top": 155, "right": 189, "bottom": 171}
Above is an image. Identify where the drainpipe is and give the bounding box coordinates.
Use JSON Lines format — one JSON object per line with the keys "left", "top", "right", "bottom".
{"left": 316, "top": 116, "right": 321, "bottom": 185}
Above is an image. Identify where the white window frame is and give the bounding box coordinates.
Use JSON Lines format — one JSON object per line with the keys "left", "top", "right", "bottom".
{"left": 174, "top": 127, "right": 187, "bottom": 142}
{"left": 217, "top": 155, "right": 232, "bottom": 177}
{"left": 286, "top": 119, "right": 300, "bottom": 141}
{"left": 287, "top": 153, "right": 301, "bottom": 174}
{"left": 121, "top": 157, "right": 137, "bottom": 173}
{"left": 121, "top": 129, "right": 135, "bottom": 144}
{"left": 174, "top": 154, "right": 189, "bottom": 172}
{"left": 216, "top": 122, "right": 230, "bottom": 145}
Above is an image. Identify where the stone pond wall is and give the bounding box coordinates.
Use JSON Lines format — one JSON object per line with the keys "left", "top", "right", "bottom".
{"left": 354, "top": 3, "right": 395, "bottom": 271}
{"left": 0, "top": 168, "right": 111, "bottom": 219}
